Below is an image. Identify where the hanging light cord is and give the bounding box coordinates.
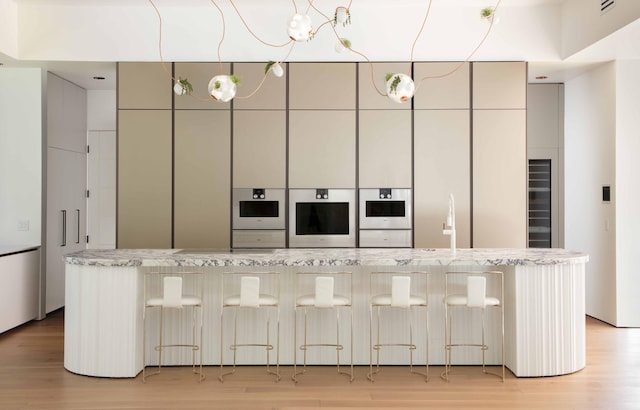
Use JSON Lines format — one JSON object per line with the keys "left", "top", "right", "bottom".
{"left": 228, "top": 0, "right": 293, "bottom": 48}
{"left": 415, "top": 0, "right": 503, "bottom": 91}
{"left": 409, "top": 0, "right": 434, "bottom": 75}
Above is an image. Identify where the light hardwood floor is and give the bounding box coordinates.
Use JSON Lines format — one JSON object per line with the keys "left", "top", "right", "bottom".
{"left": 0, "top": 311, "right": 638, "bottom": 410}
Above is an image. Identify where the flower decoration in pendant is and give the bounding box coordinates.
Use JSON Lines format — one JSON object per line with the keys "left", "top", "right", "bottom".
{"left": 385, "top": 73, "right": 415, "bottom": 103}
{"left": 208, "top": 74, "right": 239, "bottom": 102}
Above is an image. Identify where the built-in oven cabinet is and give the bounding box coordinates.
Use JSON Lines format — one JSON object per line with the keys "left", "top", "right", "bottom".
{"left": 232, "top": 230, "right": 286, "bottom": 249}
{"left": 359, "top": 230, "right": 412, "bottom": 248}
{"left": 359, "top": 188, "right": 412, "bottom": 230}
{"left": 289, "top": 189, "right": 356, "bottom": 248}
{"left": 359, "top": 188, "right": 412, "bottom": 248}
{"left": 232, "top": 189, "right": 285, "bottom": 230}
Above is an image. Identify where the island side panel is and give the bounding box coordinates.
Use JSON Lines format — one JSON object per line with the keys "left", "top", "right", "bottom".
{"left": 511, "top": 263, "right": 586, "bottom": 377}
{"left": 64, "top": 264, "right": 142, "bottom": 377}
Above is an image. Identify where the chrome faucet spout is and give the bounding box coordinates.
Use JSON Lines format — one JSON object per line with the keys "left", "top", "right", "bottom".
{"left": 442, "top": 194, "right": 456, "bottom": 254}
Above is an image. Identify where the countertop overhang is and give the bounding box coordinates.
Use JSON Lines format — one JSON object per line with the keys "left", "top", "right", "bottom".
{"left": 64, "top": 247, "right": 589, "bottom": 268}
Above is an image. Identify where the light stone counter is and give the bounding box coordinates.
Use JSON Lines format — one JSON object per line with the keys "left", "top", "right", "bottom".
{"left": 63, "top": 248, "right": 587, "bottom": 379}
{"left": 64, "top": 247, "right": 588, "bottom": 267}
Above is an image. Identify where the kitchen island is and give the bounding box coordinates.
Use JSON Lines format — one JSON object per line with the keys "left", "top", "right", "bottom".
{"left": 63, "top": 248, "right": 587, "bottom": 378}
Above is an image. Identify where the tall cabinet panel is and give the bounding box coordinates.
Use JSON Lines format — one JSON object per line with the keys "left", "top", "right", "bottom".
{"left": 289, "top": 63, "right": 356, "bottom": 189}
{"left": 232, "top": 62, "right": 286, "bottom": 110}
{"left": 289, "top": 63, "right": 356, "bottom": 110}
{"left": 358, "top": 110, "right": 412, "bottom": 188}
{"left": 232, "top": 62, "right": 286, "bottom": 189}
{"left": 472, "top": 62, "right": 527, "bottom": 248}
{"left": 414, "top": 110, "right": 471, "bottom": 248}
{"left": 413, "top": 62, "right": 470, "bottom": 248}
{"left": 233, "top": 111, "right": 286, "bottom": 188}
{"left": 472, "top": 62, "right": 526, "bottom": 110}
{"left": 118, "top": 62, "right": 172, "bottom": 109}
{"left": 174, "top": 110, "right": 230, "bottom": 248}
{"left": 473, "top": 110, "right": 527, "bottom": 248}
{"left": 117, "top": 110, "right": 172, "bottom": 248}
{"left": 46, "top": 73, "right": 87, "bottom": 313}
{"left": 289, "top": 110, "right": 356, "bottom": 188}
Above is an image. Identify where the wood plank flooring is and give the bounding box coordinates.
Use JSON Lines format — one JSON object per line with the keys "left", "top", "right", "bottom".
{"left": 0, "top": 311, "right": 638, "bottom": 409}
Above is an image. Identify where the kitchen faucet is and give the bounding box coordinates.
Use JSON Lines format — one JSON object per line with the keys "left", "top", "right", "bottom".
{"left": 442, "top": 194, "right": 456, "bottom": 254}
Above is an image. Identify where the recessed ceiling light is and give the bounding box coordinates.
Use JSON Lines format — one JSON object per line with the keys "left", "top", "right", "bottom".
{"left": 535, "top": 76, "right": 548, "bottom": 80}
{"left": 93, "top": 76, "right": 105, "bottom": 80}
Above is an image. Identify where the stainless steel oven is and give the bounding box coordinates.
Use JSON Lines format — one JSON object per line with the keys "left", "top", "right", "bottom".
{"left": 232, "top": 188, "right": 285, "bottom": 248}
{"left": 289, "top": 188, "right": 356, "bottom": 248}
{"left": 359, "top": 188, "right": 412, "bottom": 247}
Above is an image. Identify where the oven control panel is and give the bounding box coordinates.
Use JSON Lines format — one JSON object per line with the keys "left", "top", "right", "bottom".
{"left": 316, "top": 189, "right": 329, "bottom": 199}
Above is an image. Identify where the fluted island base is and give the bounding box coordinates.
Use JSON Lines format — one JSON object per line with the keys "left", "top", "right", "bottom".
{"left": 63, "top": 248, "right": 587, "bottom": 378}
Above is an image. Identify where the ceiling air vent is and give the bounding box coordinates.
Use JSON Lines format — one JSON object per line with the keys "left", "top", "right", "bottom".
{"left": 601, "top": 0, "right": 615, "bottom": 14}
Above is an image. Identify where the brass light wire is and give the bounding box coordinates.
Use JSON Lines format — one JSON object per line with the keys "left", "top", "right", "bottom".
{"left": 228, "top": 0, "right": 293, "bottom": 48}
{"left": 208, "top": 0, "right": 226, "bottom": 76}
{"left": 414, "top": 0, "right": 503, "bottom": 92}
{"left": 304, "top": 0, "right": 386, "bottom": 97}
{"left": 408, "top": 0, "right": 434, "bottom": 76}
{"left": 147, "top": 0, "right": 176, "bottom": 82}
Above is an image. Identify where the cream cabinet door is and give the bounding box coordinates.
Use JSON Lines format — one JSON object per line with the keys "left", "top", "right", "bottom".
{"left": 473, "top": 110, "right": 527, "bottom": 248}
{"left": 413, "top": 62, "right": 470, "bottom": 110}
{"left": 289, "top": 110, "right": 356, "bottom": 188}
{"left": 174, "top": 110, "right": 230, "bottom": 249}
{"left": 47, "top": 73, "right": 87, "bottom": 153}
{"left": 414, "top": 110, "right": 471, "bottom": 248}
{"left": 46, "top": 148, "right": 86, "bottom": 312}
{"left": 473, "top": 62, "right": 526, "bottom": 110}
{"left": 118, "top": 62, "right": 172, "bottom": 109}
{"left": 289, "top": 63, "right": 356, "bottom": 110}
{"left": 358, "top": 110, "right": 412, "bottom": 188}
{"left": 117, "top": 110, "right": 172, "bottom": 248}
{"left": 233, "top": 110, "right": 286, "bottom": 188}
{"left": 232, "top": 62, "right": 286, "bottom": 110}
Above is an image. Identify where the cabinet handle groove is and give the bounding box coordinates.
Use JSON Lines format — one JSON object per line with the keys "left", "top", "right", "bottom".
{"left": 76, "top": 209, "right": 80, "bottom": 244}
{"left": 61, "top": 210, "right": 67, "bottom": 247}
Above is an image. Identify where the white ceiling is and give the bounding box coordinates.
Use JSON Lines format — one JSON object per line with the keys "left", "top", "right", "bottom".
{"left": 1, "top": 0, "right": 638, "bottom": 90}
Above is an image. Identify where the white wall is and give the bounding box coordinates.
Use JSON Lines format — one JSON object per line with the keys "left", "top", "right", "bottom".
{"left": 87, "top": 90, "right": 116, "bottom": 131}
{"left": 0, "top": 0, "right": 18, "bottom": 57}
{"left": 561, "top": 0, "right": 640, "bottom": 58}
{"left": 564, "top": 62, "right": 616, "bottom": 324}
{"left": 0, "top": 68, "right": 42, "bottom": 247}
{"left": 614, "top": 60, "right": 640, "bottom": 327}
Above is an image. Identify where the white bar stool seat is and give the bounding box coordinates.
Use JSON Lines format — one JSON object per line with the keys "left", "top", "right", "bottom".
{"left": 292, "top": 272, "right": 354, "bottom": 383}
{"left": 368, "top": 272, "right": 429, "bottom": 382}
{"left": 142, "top": 271, "right": 204, "bottom": 382}
{"left": 443, "top": 271, "right": 505, "bottom": 382}
{"left": 220, "top": 272, "right": 280, "bottom": 382}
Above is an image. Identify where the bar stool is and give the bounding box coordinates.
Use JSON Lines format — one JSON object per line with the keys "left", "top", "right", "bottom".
{"left": 292, "top": 271, "right": 354, "bottom": 382}
{"left": 142, "top": 271, "right": 204, "bottom": 382}
{"left": 219, "top": 271, "right": 280, "bottom": 382}
{"left": 443, "top": 270, "right": 504, "bottom": 382}
{"left": 368, "top": 271, "right": 429, "bottom": 382}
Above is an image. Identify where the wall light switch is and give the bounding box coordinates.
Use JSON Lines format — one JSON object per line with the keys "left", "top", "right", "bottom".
{"left": 17, "top": 220, "right": 30, "bottom": 231}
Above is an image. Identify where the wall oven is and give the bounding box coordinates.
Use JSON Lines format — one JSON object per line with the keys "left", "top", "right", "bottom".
{"left": 289, "top": 188, "right": 356, "bottom": 248}
{"left": 232, "top": 188, "right": 285, "bottom": 248}
{"left": 359, "top": 188, "right": 412, "bottom": 247}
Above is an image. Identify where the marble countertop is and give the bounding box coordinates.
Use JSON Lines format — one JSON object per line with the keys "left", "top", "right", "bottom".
{"left": 64, "top": 247, "right": 589, "bottom": 268}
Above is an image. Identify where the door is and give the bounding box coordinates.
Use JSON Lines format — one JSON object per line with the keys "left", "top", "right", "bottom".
{"left": 87, "top": 131, "right": 116, "bottom": 249}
